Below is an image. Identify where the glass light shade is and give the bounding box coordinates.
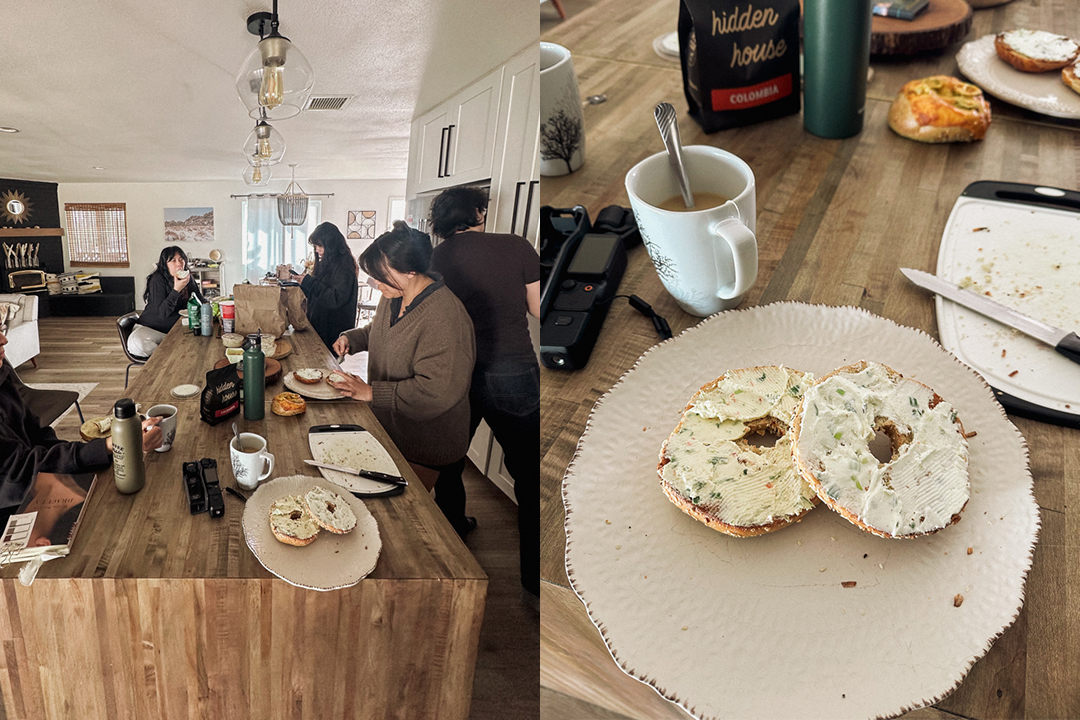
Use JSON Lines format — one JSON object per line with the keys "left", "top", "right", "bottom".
{"left": 243, "top": 162, "right": 272, "bottom": 187}
{"left": 244, "top": 120, "right": 285, "bottom": 165}
{"left": 235, "top": 34, "right": 314, "bottom": 120}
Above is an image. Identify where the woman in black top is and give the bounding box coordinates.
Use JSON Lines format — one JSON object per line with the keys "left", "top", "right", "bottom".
{"left": 290, "top": 222, "right": 359, "bottom": 350}
{"left": 128, "top": 246, "right": 204, "bottom": 356}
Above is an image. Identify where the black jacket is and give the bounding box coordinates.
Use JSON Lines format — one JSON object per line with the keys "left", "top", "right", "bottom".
{"left": 0, "top": 361, "right": 111, "bottom": 507}
{"left": 138, "top": 272, "right": 205, "bottom": 334}
{"left": 301, "top": 260, "right": 359, "bottom": 349}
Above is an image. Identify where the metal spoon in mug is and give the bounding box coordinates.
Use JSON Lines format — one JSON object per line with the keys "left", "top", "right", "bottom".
{"left": 232, "top": 422, "right": 240, "bottom": 445}
{"left": 654, "top": 102, "right": 694, "bottom": 209}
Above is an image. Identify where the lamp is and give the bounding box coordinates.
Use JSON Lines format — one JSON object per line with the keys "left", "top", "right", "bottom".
{"left": 236, "top": 2, "right": 314, "bottom": 120}
{"left": 244, "top": 110, "right": 285, "bottom": 165}
{"left": 277, "top": 164, "right": 309, "bottom": 225}
{"left": 243, "top": 162, "right": 272, "bottom": 187}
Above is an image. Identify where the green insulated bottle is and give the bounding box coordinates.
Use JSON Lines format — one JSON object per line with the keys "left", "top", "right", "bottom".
{"left": 803, "top": 0, "right": 872, "bottom": 139}
{"left": 111, "top": 398, "right": 145, "bottom": 494}
{"left": 243, "top": 331, "right": 265, "bottom": 420}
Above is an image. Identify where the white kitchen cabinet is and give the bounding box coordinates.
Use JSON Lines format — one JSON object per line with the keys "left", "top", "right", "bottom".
{"left": 411, "top": 68, "right": 503, "bottom": 194}
{"left": 488, "top": 46, "right": 540, "bottom": 247}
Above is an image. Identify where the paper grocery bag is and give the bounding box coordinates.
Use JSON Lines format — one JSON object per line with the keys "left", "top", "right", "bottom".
{"left": 281, "top": 286, "right": 311, "bottom": 331}
{"left": 232, "top": 284, "right": 289, "bottom": 337}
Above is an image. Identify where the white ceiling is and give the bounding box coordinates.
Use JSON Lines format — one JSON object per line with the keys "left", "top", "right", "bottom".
{"left": 1, "top": 0, "right": 535, "bottom": 184}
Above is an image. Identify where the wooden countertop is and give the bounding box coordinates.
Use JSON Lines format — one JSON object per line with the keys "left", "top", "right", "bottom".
{"left": 541, "top": 0, "right": 1080, "bottom": 717}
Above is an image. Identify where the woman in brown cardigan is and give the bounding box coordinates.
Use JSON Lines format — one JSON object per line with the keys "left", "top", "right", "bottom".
{"left": 330, "top": 221, "right": 477, "bottom": 536}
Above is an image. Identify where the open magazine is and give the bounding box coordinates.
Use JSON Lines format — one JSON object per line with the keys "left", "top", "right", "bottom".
{"left": 0, "top": 472, "right": 97, "bottom": 566}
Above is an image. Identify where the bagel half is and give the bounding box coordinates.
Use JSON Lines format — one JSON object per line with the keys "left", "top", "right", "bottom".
{"left": 269, "top": 495, "right": 320, "bottom": 546}
{"left": 303, "top": 486, "right": 357, "bottom": 535}
{"left": 995, "top": 30, "right": 1080, "bottom": 73}
{"left": 1063, "top": 60, "right": 1080, "bottom": 95}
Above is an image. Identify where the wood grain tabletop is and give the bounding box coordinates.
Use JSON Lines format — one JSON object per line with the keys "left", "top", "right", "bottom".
{"left": 541, "top": 0, "right": 1080, "bottom": 717}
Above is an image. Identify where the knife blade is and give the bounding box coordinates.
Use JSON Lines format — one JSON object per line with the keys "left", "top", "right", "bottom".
{"left": 901, "top": 267, "right": 1080, "bottom": 365}
{"left": 303, "top": 460, "right": 408, "bottom": 486}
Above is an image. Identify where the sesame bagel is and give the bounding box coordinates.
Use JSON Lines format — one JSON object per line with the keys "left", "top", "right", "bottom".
{"left": 791, "top": 361, "right": 970, "bottom": 540}
{"left": 658, "top": 366, "right": 820, "bottom": 538}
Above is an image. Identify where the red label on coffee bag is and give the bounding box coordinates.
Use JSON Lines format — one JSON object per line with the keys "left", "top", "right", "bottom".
{"left": 711, "top": 74, "right": 793, "bottom": 111}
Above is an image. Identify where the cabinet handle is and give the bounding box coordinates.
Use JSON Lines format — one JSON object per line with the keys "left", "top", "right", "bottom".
{"left": 510, "top": 181, "right": 526, "bottom": 234}
{"left": 444, "top": 125, "right": 455, "bottom": 177}
{"left": 521, "top": 180, "right": 538, "bottom": 240}
{"left": 438, "top": 127, "right": 448, "bottom": 178}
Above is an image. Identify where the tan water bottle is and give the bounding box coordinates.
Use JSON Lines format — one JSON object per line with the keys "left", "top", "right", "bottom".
{"left": 111, "top": 398, "right": 145, "bottom": 494}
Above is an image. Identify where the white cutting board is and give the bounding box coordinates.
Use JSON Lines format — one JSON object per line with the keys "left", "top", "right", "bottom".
{"left": 935, "top": 188, "right": 1080, "bottom": 420}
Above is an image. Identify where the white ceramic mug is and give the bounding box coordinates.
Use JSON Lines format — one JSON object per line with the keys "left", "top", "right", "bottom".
{"left": 146, "top": 404, "right": 177, "bottom": 453}
{"left": 625, "top": 145, "right": 759, "bottom": 317}
{"left": 230, "top": 432, "right": 274, "bottom": 491}
{"left": 539, "top": 42, "right": 585, "bottom": 177}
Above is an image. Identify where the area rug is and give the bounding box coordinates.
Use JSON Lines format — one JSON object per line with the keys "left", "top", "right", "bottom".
{"left": 25, "top": 383, "right": 98, "bottom": 427}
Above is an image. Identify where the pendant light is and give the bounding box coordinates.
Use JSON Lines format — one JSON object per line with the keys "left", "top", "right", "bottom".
{"left": 236, "top": 1, "right": 314, "bottom": 121}
{"left": 277, "top": 164, "right": 309, "bottom": 226}
{"left": 244, "top": 110, "right": 285, "bottom": 165}
{"left": 243, "top": 161, "right": 272, "bottom": 187}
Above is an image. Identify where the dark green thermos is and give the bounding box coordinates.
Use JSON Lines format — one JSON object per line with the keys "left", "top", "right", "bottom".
{"left": 242, "top": 330, "right": 265, "bottom": 420}
{"left": 803, "top": 0, "right": 872, "bottom": 139}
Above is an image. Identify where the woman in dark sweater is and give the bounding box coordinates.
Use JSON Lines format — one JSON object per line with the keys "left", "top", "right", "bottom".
{"left": 128, "top": 246, "right": 204, "bottom": 357}
{"left": 290, "top": 223, "right": 359, "bottom": 350}
{"left": 330, "top": 222, "right": 476, "bottom": 537}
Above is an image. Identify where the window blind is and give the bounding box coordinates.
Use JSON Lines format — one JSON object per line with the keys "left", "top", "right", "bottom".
{"left": 64, "top": 203, "right": 130, "bottom": 266}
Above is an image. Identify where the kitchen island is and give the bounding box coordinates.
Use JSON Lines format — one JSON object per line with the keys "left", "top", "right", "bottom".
{"left": 0, "top": 322, "right": 487, "bottom": 719}
{"left": 540, "top": 0, "right": 1080, "bottom": 718}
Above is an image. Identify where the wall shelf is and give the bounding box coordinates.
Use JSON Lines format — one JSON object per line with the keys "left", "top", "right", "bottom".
{"left": 0, "top": 228, "right": 65, "bottom": 237}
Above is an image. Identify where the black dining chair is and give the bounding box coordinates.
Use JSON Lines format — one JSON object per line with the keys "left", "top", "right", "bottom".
{"left": 5, "top": 362, "right": 85, "bottom": 427}
{"left": 116, "top": 312, "right": 149, "bottom": 388}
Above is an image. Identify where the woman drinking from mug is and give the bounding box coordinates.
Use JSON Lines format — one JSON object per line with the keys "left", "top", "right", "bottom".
{"left": 329, "top": 221, "right": 477, "bottom": 537}
{"left": 128, "top": 246, "right": 204, "bottom": 357}
{"left": 288, "top": 222, "right": 358, "bottom": 350}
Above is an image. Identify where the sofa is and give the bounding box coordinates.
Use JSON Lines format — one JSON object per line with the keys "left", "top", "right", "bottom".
{"left": 0, "top": 293, "right": 40, "bottom": 369}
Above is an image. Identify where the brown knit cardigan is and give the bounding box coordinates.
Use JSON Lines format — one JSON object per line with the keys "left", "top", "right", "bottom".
{"left": 341, "top": 282, "right": 475, "bottom": 466}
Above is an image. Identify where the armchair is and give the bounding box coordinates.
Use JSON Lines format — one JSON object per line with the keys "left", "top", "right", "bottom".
{"left": 0, "top": 293, "right": 40, "bottom": 369}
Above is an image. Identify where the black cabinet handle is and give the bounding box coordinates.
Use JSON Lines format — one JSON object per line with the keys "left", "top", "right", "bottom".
{"left": 521, "top": 180, "right": 538, "bottom": 240}
{"left": 437, "top": 127, "right": 448, "bottom": 178}
{"left": 444, "top": 125, "right": 455, "bottom": 177}
{"left": 511, "top": 182, "right": 526, "bottom": 234}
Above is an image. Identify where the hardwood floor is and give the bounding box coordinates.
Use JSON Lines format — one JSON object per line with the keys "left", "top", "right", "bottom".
{"left": 14, "top": 316, "right": 539, "bottom": 720}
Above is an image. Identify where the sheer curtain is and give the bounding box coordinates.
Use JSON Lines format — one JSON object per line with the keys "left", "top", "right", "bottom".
{"left": 242, "top": 198, "right": 322, "bottom": 283}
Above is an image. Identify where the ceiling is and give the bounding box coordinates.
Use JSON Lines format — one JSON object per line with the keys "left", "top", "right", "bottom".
{"left": 1, "top": 0, "right": 534, "bottom": 184}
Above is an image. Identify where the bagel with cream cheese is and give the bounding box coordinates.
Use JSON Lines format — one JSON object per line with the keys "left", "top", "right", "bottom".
{"left": 658, "top": 366, "right": 820, "bottom": 537}
{"left": 791, "top": 361, "right": 970, "bottom": 539}
{"left": 995, "top": 30, "right": 1079, "bottom": 73}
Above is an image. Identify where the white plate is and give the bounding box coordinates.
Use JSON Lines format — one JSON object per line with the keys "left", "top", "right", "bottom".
{"left": 563, "top": 303, "right": 1039, "bottom": 720}
{"left": 242, "top": 475, "right": 381, "bottom": 591}
{"left": 283, "top": 370, "right": 346, "bottom": 400}
{"left": 935, "top": 194, "right": 1080, "bottom": 419}
{"left": 957, "top": 35, "right": 1080, "bottom": 119}
{"left": 309, "top": 428, "right": 403, "bottom": 496}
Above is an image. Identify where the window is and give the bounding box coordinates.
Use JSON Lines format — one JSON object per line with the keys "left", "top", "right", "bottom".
{"left": 64, "top": 203, "right": 130, "bottom": 266}
{"left": 240, "top": 198, "right": 322, "bottom": 283}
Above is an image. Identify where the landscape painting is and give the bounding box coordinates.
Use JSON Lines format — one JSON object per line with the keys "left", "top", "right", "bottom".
{"left": 165, "top": 207, "right": 214, "bottom": 243}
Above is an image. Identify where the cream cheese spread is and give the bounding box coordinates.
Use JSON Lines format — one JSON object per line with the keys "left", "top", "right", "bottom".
{"left": 1001, "top": 30, "right": 1079, "bottom": 63}
{"left": 794, "top": 362, "right": 969, "bottom": 537}
{"left": 661, "top": 366, "right": 816, "bottom": 530}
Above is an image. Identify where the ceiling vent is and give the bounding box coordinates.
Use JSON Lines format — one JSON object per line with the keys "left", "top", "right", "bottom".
{"left": 304, "top": 95, "right": 353, "bottom": 111}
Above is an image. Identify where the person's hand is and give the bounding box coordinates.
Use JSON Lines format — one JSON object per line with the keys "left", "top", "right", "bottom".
{"left": 291, "top": 271, "right": 306, "bottom": 284}
{"left": 329, "top": 372, "right": 372, "bottom": 402}
{"left": 332, "top": 336, "right": 350, "bottom": 357}
{"left": 173, "top": 274, "right": 189, "bottom": 292}
{"left": 141, "top": 416, "right": 163, "bottom": 452}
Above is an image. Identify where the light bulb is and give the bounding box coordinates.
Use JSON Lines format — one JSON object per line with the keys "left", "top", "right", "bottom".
{"left": 260, "top": 65, "right": 284, "bottom": 109}
{"left": 257, "top": 137, "right": 272, "bottom": 159}
{"left": 252, "top": 164, "right": 263, "bottom": 183}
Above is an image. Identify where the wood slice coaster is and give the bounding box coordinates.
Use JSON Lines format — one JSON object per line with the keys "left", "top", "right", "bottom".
{"left": 214, "top": 357, "right": 283, "bottom": 384}
{"left": 272, "top": 339, "right": 293, "bottom": 360}
{"left": 80, "top": 417, "right": 111, "bottom": 442}
{"left": 871, "top": 0, "right": 972, "bottom": 55}
{"left": 967, "top": 0, "right": 1013, "bottom": 7}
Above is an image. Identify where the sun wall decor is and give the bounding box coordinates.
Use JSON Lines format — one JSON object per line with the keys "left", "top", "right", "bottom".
{"left": 0, "top": 190, "right": 33, "bottom": 225}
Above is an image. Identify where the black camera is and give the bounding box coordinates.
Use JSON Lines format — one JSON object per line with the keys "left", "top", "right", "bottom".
{"left": 183, "top": 458, "right": 225, "bottom": 518}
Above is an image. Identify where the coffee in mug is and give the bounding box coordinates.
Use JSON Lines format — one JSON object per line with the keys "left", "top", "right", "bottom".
{"left": 230, "top": 432, "right": 274, "bottom": 490}
{"left": 656, "top": 192, "right": 730, "bottom": 213}
{"left": 626, "top": 145, "right": 758, "bottom": 317}
{"left": 146, "top": 404, "right": 178, "bottom": 453}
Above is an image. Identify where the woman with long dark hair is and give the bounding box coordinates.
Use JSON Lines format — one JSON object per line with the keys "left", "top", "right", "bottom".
{"left": 128, "top": 246, "right": 204, "bottom": 356}
{"left": 429, "top": 185, "right": 541, "bottom": 597}
{"left": 329, "top": 221, "right": 476, "bottom": 537}
{"left": 289, "top": 222, "right": 359, "bottom": 349}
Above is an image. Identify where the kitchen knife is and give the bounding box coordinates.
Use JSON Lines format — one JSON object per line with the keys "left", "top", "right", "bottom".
{"left": 303, "top": 460, "right": 408, "bottom": 486}
{"left": 901, "top": 267, "right": 1080, "bottom": 365}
